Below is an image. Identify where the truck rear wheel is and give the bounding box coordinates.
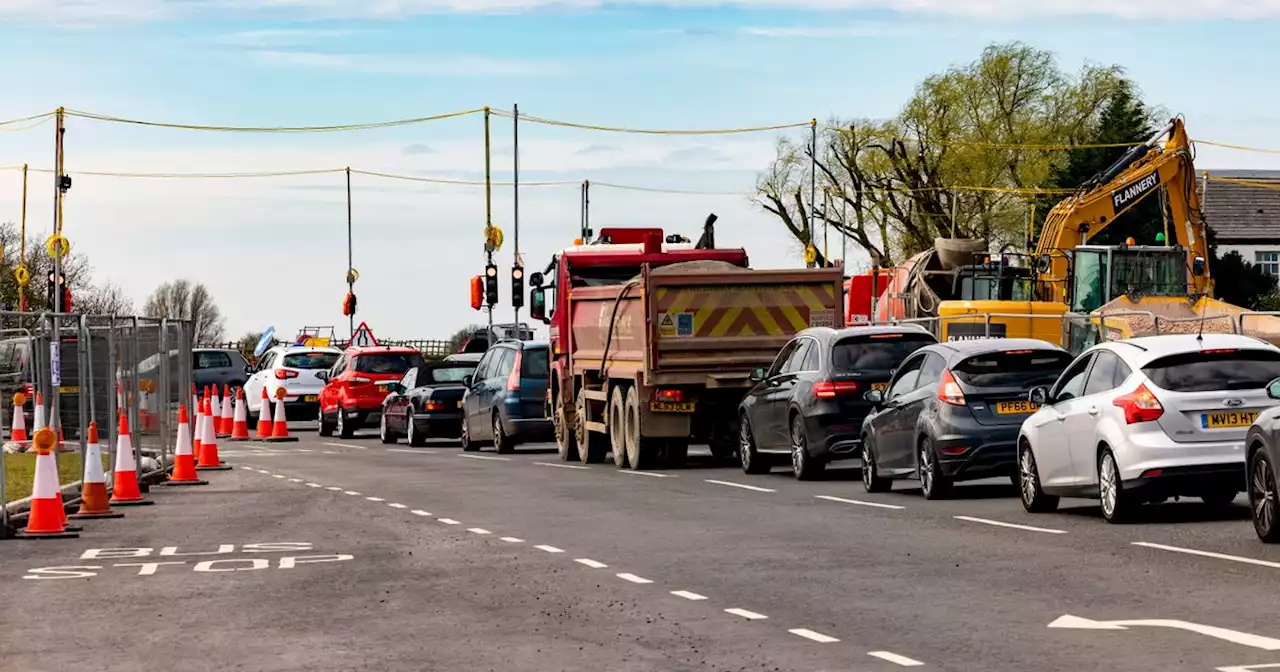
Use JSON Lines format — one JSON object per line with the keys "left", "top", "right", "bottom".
{"left": 609, "top": 387, "right": 630, "bottom": 469}
{"left": 623, "top": 386, "right": 662, "bottom": 471}
{"left": 555, "top": 395, "right": 579, "bottom": 462}
{"left": 575, "top": 391, "right": 609, "bottom": 464}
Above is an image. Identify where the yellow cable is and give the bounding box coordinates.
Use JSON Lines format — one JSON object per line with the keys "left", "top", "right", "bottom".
{"left": 0, "top": 115, "right": 54, "bottom": 132}
{"left": 0, "top": 111, "right": 55, "bottom": 129}
{"left": 26, "top": 167, "right": 348, "bottom": 179}
{"left": 352, "top": 169, "right": 576, "bottom": 187}
{"left": 823, "top": 125, "right": 1146, "bottom": 150}
{"left": 490, "top": 109, "right": 810, "bottom": 135}
{"left": 61, "top": 107, "right": 484, "bottom": 133}
{"left": 590, "top": 182, "right": 748, "bottom": 196}
{"left": 1195, "top": 139, "right": 1280, "bottom": 155}
{"left": 1207, "top": 176, "right": 1280, "bottom": 190}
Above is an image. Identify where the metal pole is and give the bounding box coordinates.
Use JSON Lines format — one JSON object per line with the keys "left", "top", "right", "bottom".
{"left": 346, "top": 167, "right": 354, "bottom": 340}
{"left": 513, "top": 103, "right": 520, "bottom": 330}
{"left": 583, "top": 180, "right": 590, "bottom": 240}
{"left": 822, "top": 188, "right": 831, "bottom": 266}
{"left": 808, "top": 119, "right": 817, "bottom": 268}
{"left": 484, "top": 107, "right": 495, "bottom": 345}
{"left": 51, "top": 109, "right": 65, "bottom": 474}
{"left": 129, "top": 316, "right": 141, "bottom": 475}
{"left": 106, "top": 317, "right": 117, "bottom": 486}
{"left": 19, "top": 164, "right": 27, "bottom": 314}
{"left": 159, "top": 318, "right": 170, "bottom": 469}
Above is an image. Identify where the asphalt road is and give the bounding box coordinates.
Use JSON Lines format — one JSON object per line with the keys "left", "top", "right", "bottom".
{"left": 4, "top": 424, "right": 1280, "bottom": 672}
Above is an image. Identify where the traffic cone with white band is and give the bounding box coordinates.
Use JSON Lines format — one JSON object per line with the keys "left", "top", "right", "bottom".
{"left": 32, "top": 391, "right": 46, "bottom": 436}
{"left": 165, "top": 404, "right": 207, "bottom": 486}
{"left": 218, "top": 385, "right": 233, "bottom": 438}
{"left": 256, "top": 388, "right": 273, "bottom": 438}
{"left": 108, "top": 412, "right": 152, "bottom": 506}
{"left": 266, "top": 388, "right": 298, "bottom": 442}
{"left": 72, "top": 421, "right": 124, "bottom": 518}
{"left": 196, "top": 398, "right": 231, "bottom": 470}
{"left": 229, "top": 389, "right": 251, "bottom": 441}
{"left": 210, "top": 386, "right": 221, "bottom": 434}
{"left": 9, "top": 392, "right": 27, "bottom": 444}
{"left": 17, "top": 428, "right": 78, "bottom": 538}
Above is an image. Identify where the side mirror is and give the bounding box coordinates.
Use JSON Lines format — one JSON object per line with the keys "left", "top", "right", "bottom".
{"left": 1193, "top": 257, "right": 1207, "bottom": 277}
{"left": 1268, "top": 378, "right": 1280, "bottom": 401}
{"left": 864, "top": 389, "right": 884, "bottom": 404}
{"left": 1029, "top": 386, "right": 1049, "bottom": 405}
{"left": 244, "top": 364, "right": 254, "bottom": 375}
{"left": 748, "top": 367, "right": 766, "bottom": 383}
{"left": 316, "top": 370, "right": 330, "bottom": 382}
{"left": 462, "top": 375, "right": 473, "bottom": 388}
{"left": 530, "top": 271, "right": 544, "bottom": 289}
{"left": 389, "top": 382, "right": 404, "bottom": 395}
{"left": 530, "top": 288, "right": 548, "bottom": 323}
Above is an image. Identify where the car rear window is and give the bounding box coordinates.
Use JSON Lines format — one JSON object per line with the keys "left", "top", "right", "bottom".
{"left": 521, "top": 348, "right": 549, "bottom": 377}
{"left": 831, "top": 334, "right": 935, "bottom": 372}
{"left": 283, "top": 352, "right": 339, "bottom": 370}
{"left": 952, "top": 349, "right": 1074, "bottom": 389}
{"left": 426, "top": 366, "right": 475, "bottom": 384}
{"left": 1143, "top": 348, "right": 1280, "bottom": 392}
{"left": 354, "top": 352, "right": 426, "bottom": 374}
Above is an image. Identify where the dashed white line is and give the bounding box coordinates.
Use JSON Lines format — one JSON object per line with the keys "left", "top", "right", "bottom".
{"left": 387, "top": 503, "right": 407, "bottom": 509}
{"left": 438, "top": 518, "right": 461, "bottom": 525}
{"left": 344, "top": 491, "right": 361, "bottom": 496}
{"left": 288, "top": 478, "right": 303, "bottom": 483}
{"left": 459, "top": 454, "right": 511, "bottom": 462}
{"left": 705, "top": 479, "right": 776, "bottom": 493}
{"left": 954, "top": 515, "right": 1067, "bottom": 535}
{"left": 499, "top": 536, "right": 524, "bottom": 543}
{"left": 671, "top": 590, "right": 707, "bottom": 601}
{"left": 815, "top": 494, "right": 906, "bottom": 510}
{"left": 534, "top": 544, "right": 564, "bottom": 554}
{"left": 1132, "top": 541, "right": 1280, "bottom": 569}
{"left": 534, "top": 462, "right": 590, "bottom": 470}
{"left": 272, "top": 474, "right": 285, "bottom": 479}
{"left": 296, "top": 449, "right": 314, "bottom": 453}
{"left": 388, "top": 448, "right": 435, "bottom": 454}
{"left": 322, "top": 451, "right": 336, "bottom": 455}
{"left": 868, "top": 651, "right": 925, "bottom": 667}
{"left": 323, "top": 442, "right": 367, "bottom": 450}
{"left": 724, "top": 608, "right": 768, "bottom": 620}
{"left": 410, "top": 510, "right": 432, "bottom": 517}
{"left": 325, "top": 486, "right": 343, "bottom": 491}
{"left": 789, "top": 628, "right": 840, "bottom": 644}
{"left": 256, "top": 469, "right": 271, "bottom": 474}
{"left": 467, "top": 527, "right": 491, "bottom": 535}
{"left": 239, "top": 466, "right": 255, "bottom": 471}
{"left": 575, "top": 558, "right": 608, "bottom": 569}
{"left": 619, "top": 470, "right": 672, "bottom": 478}
{"left": 366, "top": 496, "right": 386, "bottom": 502}
{"left": 616, "top": 573, "right": 653, "bottom": 584}
{"left": 306, "top": 483, "right": 322, "bottom": 488}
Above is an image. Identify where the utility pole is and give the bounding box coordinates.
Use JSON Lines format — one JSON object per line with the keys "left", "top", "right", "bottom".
{"left": 512, "top": 103, "right": 521, "bottom": 330}
{"left": 50, "top": 108, "right": 66, "bottom": 467}
{"left": 807, "top": 119, "right": 817, "bottom": 268}
{"left": 345, "top": 167, "right": 354, "bottom": 340}
{"left": 483, "top": 107, "right": 495, "bottom": 346}
{"left": 580, "top": 180, "right": 591, "bottom": 241}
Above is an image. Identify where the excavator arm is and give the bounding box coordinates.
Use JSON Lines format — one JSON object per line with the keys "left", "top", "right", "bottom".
{"left": 1035, "top": 118, "right": 1211, "bottom": 303}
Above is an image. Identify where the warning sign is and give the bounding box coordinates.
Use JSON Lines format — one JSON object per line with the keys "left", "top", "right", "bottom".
{"left": 658, "top": 313, "right": 676, "bottom": 337}
{"left": 350, "top": 322, "right": 379, "bottom": 348}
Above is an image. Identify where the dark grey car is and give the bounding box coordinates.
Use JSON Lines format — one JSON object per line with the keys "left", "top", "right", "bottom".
{"left": 1246, "top": 377, "right": 1280, "bottom": 542}
{"left": 139, "top": 348, "right": 251, "bottom": 401}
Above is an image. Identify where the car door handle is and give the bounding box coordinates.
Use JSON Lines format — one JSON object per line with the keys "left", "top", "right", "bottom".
{"left": 1088, "top": 406, "right": 1099, "bottom": 416}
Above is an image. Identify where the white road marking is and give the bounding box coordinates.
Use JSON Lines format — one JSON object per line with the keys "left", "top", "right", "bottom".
{"left": 239, "top": 466, "right": 254, "bottom": 471}
{"left": 534, "top": 462, "right": 590, "bottom": 470}
{"left": 410, "top": 510, "right": 432, "bottom": 517}
{"left": 459, "top": 454, "right": 511, "bottom": 462}
{"left": 705, "top": 479, "right": 775, "bottom": 493}
{"left": 344, "top": 491, "right": 361, "bottom": 496}
{"left": 1132, "top": 541, "right": 1280, "bottom": 570}
{"left": 272, "top": 474, "right": 285, "bottom": 479}
{"left": 535, "top": 544, "right": 564, "bottom": 554}
{"left": 1219, "top": 665, "right": 1280, "bottom": 671}
{"left": 575, "top": 558, "right": 607, "bottom": 569}
{"left": 619, "top": 470, "right": 672, "bottom": 478}
{"left": 322, "top": 451, "right": 336, "bottom": 455}
{"left": 306, "top": 483, "right": 322, "bottom": 488}
{"left": 499, "top": 537, "right": 524, "bottom": 543}
{"left": 287, "top": 478, "right": 303, "bottom": 483}
{"left": 387, "top": 503, "right": 407, "bottom": 509}
{"left": 789, "top": 628, "right": 840, "bottom": 644}
{"left": 438, "top": 518, "right": 461, "bottom": 525}
{"left": 467, "top": 527, "right": 491, "bottom": 535}
{"left": 388, "top": 448, "right": 435, "bottom": 454}
{"left": 868, "top": 651, "right": 925, "bottom": 667}
{"left": 323, "top": 442, "right": 366, "bottom": 449}
{"left": 366, "top": 497, "right": 386, "bottom": 502}
{"left": 815, "top": 494, "right": 905, "bottom": 510}
{"left": 1049, "top": 614, "right": 1280, "bottom": 650}
{"left": 297, "top": 449, "right": 313, "bottom": 453}
{"left": 325, "top": 486, "right": 343, "bottom": 491}
{"left": 256, "top": 469, "right": 271, "bottom": 474}
{"left": 616, "top": 572, "right": 653, "bottom": 584}
{"left": 670, "top": 590, "right": 707, "bottom": 601}
{"left": 724, "top": 608, "right": 768, "bottom": 620}
{"left": 954, "top": 516, "right": 1067, "bottom": 535}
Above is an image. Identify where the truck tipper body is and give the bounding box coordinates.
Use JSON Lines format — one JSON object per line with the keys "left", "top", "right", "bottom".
{"left": 531, "top": 225, "right": 844, "bottom": 470}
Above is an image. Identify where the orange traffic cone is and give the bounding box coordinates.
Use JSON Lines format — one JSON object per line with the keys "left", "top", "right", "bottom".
{"left": 9, "top": 391, "right": 27, "bottom": 444}
{"left": 193, "top": 397, "right": 205, "bottom": 465}
{"left": 32, "top": 391, "right": 46, "bottom": 435}
{"left": 256, "top": 388, "right": 273, "bottom": 438}
{"left": 266, "top": 391, "right": 298, "bottom": 443}
{"left": 108, "top": 411, "right": 153, "bottom": 506}
{"left": 229, "top": 389, "right": 251, "bottom": 441}
{"left": 17, "top": 427, "right": 78, "bottom": 538}
{"left": 72, "top": 421, "right": 124, "bottom": 519}
{"left": 196, "top": 398, "right": 232, "bottom": 471}
{"left": 165, "top": 404, "right": 208, "bottom": 486}
{"left": 190, "top": 383, "right": 198, "bottom": 423}
{"left": 218, "top": 385, "right": 233, "bottom": 438}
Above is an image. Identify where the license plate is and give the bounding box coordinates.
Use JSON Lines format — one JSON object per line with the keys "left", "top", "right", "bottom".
{"left": 872, "top": 383, "right": 888, "bottom": 392}
{"left": 1202, "top": 411, "right": 1257, "bottom": 429}
{"left": 650, "top": 401, "right": 695, "bottom": 413}
{"left": 58, "top": 385, "right": 79, "bottom": 394}
{"left": 302, "top": 395, "right": 318, "bottom": 402}
{"left": 995, "top": 400, "right": 1039, "bottom": 415}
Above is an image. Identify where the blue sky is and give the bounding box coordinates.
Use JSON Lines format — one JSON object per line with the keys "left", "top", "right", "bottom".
{"left": 1, "top": 1, "right": 1279, "bottom": 340}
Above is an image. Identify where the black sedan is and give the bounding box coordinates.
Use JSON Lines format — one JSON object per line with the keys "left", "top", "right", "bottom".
{"left": 379, "top": 361, "right": 478, "bottom": 446}
{"left": 738, "top": 325, "right": 938, "bottom": 480}
{"left": 1246, "top": 377, "right": 1280, "bottom": 543}
{"left": 861, "top": 338, "right": 1073, "bottom": 499}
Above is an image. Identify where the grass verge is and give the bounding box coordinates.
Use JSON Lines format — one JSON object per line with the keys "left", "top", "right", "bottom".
{"left": 3, "top": 453, "right": 108, "bottom": 503}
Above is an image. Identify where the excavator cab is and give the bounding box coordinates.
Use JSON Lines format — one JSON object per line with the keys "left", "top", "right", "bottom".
{"left": 953, "top": 256, "right": 1037, "bottom": 302}
{"left": 1069, "top": 245, "right": 1191, "bottom": 313}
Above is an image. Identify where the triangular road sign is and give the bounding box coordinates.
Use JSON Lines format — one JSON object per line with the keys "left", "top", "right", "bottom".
{"left": 350, "top": 321, "right": 379, "bottom": 347}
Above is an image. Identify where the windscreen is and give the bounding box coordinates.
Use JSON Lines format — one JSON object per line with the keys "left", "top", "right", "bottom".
{"left": 283, "top": 352, "right": 340, "bottom": 370}
{"left": 426, "top": 366, "right": 475, "bottom": 384}
{"left": 953, "top": 349, "right": 1073, "bottom": 389}
{"left": 831, "top": 334, "right": 935, "bottom": 372}
{"left": 355, "top": 352, "right": 427, "bottom": 374}
{"left": 521, "top": 348, "right": 549, "bottom": 377}
{"left": 1143, "top": 349, "right": 1280, "bottom": 392}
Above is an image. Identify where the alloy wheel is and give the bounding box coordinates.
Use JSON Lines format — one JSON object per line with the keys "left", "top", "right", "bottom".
{"left": 1252, "top": 455, "right": 1277, "bottom": 536}
{"left": 790, "top": 417, "right": 805, "bottom": 476}
{"left": 919, "top": 445, "right": 934, "bottom": 494}
{"left": 862, "top": 443, "right": 874, "bottom": 489}
{"left": 406, "top": 412, "right": 416, "bottom": 445}
{"left": 1019, "top": 449, "right": 1038, "bottom": 506}
{"left": 740, "top": 421, "right": 753, "bottom": 471}
{"left": 1100, "top": 454, "right": 1119, "bottom": 518}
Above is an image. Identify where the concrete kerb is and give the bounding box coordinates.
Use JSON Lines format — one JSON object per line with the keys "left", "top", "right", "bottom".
{"left": 2, "top": 451, "right": 174, "bottom": 537}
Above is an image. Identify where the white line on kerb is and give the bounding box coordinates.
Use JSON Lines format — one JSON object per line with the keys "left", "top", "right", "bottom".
{"left": 459, "top": 454, "right": 511, "bottom": 462}
{"left": 535, "top": 544, "right": 564, "bottom": 553}
{"left": 387, "top": 503, "right": 407, "bottom": 509}
{"left": 366, "top": 496, "right": 385, "bottom": 502}
{"left": 323, "top": 442, "right": 366, "bottom": 450}
{"left": 467, "top": 527, "right": 491, "bottom": 535}
{"left": 616, "top": 573, "right": 653, "bottom": 584}
{"left": 499, "top": 537, "right": 524, "bottom": 543}
{"left": 671, "top": 590, "right": 707, "bottom": 601}
{"left": 325, "top": 486, "right": 343, "bottom": 491}
{"left": 306, "top": 483, "right": 322, "bottom": 488}
{"left": 534, "top": 462, "right": 590, "bottom": 470}
{"left": 815, "top": 494, "right": 905, "bottom": 510}
{"left": 1132, "top": 541, "right": 1280, "bottom": 569}
{"left": 343, "top": 491, "right": 361, "bottom": 496}
{"left": 575, "top": 558, "right": 607, "bottom": 569}
{"left": 724, "top": 608, "right": 768, "bottom": 620}
{"left": 619, "top": 470, "right": 672, "bottom": 478}
{"left": 410, "top": 510, "right": 432, "bottom": 517}
{"left": 705, "top": 479, "right": 776, "bottom": 493}
{"left": 868, "top": 651, "right": 925, "bottom": 667}
{"left": 438, "top": 518, "right": 461, "bottom": 525}
{"left": 954, "top": 515, "right": 1067, "bottom": 535}
{"left": 789, "top": 628, "right": 840, "bottom": 644}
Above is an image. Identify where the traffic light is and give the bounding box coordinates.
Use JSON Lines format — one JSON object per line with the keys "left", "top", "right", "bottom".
{"left": 511, "top": 266, "right": 524, "bottom": 308}
{"left": 46, "top": 271, "right": 66, "bottom": 311}
{"left": 484, "top": 264, "right": 499, "bottom": 306}
{"left": 469, "top": 275, "right": 483, "bottom": 311}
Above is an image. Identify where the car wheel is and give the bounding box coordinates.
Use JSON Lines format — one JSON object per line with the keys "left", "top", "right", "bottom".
{"left": 610, "top": 387, "right": 629, "bottom": 469}
{"left": 460, "top": 413, "right": 479, "bottom": 452}
{"left": 739, "top": 414, "right": 770, "bottom": 475}
{"left": 1250, "top": 449, "right": 1280, "bottom": 543}
{"left": 918, "top": 436, "right": 951, "bottom": 500}
{"left": 1018, "top": 441, "right": 1059, "bottom": 513}
{"left": 493, "top": 414, "right": 514, "bottom": 454}
{"left": 1098, "top": 449, "right": 1134, "bottom": 523}
{"left": 336, "top": 405, "right": 353, "bottom": 439}
{"left": 318, "top": 412, "right": 334, "bottom": 437}
{"left": 555, "top": 395, "right": 579, "bottom": 462}
{"left": 379, "top": 412, "right": 396, "bottom": 444}
{"left": 406, "top": 407, "right": 426, "bottom": 447}
{"left": 623, "top": 386, "right": 661, "bottom": 471}
{"left": 575, "top": 391, "right": 608, "bottom": 464}
{"left": 789, "top": 413, "right": 824, "bottom": 481}
{"left": 862, "top": 436, "right": 891, "bottom": 493}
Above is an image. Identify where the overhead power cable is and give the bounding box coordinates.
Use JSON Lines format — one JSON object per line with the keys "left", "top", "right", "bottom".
{"left": 61, "top": 107, "right": 484, "bottom": 133}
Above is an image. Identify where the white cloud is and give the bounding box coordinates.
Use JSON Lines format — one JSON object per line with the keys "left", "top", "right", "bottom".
{"left": 253, "top": 50, "right": 567, "bottom": 76}
{"left": 213, "top": 28, "right": 357, "bottom": 47}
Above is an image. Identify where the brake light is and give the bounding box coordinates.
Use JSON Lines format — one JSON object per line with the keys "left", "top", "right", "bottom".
{"left": 1112, "top": 383, "right": 1164, "bottom": 424}
{"left": 1004, "top": 350, "right": 1033, "bottom": 355}
{"left": 425, "top": 401, "right": 444, "bottom": 411}
{"left": 1201, "top": 348, "right": 1238, "bottom": 354}
{"left": 507, "top": 350, "right": 523, "bottom": 392}
{"left": 653, "top": 388, "right": 684, "bottom": 403}
{"left": 937, "top": 370, "right": 965, "bottom": 406}
{"left": 814, "top": 381, "right": 860, "bottom": 398}
{"left": 869, "top": 334, "right": 903, "bottom": 339}
{"left": 275, "top": 369, "right": 299, "bottom": 380}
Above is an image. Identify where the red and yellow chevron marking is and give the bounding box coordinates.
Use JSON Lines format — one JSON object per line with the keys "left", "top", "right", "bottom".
{"left": 654, "top": 284, "right": 836, "bottom": 338}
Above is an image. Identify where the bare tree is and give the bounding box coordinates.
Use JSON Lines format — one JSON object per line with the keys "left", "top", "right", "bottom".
{"left": 448, "top": 324, "right": 481, "bottom": 353}
{"left": 143, "top": 279, "right": 226, "bottom": 344}
{"left": 77, "top": 281, "right": 134, "bottom": 316}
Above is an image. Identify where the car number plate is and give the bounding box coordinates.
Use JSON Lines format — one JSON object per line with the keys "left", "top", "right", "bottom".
{"left": 872, "top": 383, "right": 888, "bottom": 392}
{"left": 1202, "top": 411, "right": 1257, "bottom": 429}
{"left": 995, "top": 400, "right": 1039, "bottom": 415}
{"left": 650, "top": 401, "right": 695, "bottom": 413}
{"left": 302, "top": 395, "right": 318, "bottom": 402}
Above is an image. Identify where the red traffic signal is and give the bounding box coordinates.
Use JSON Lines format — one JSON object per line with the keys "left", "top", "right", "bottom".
{"left": 469, "top": 275, "right": 483, "bottom": 311}
{"left": 342, "top": 292, "right": 357, "bottom": 316}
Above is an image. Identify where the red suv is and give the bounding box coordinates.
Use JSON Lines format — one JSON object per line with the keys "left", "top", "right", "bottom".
{"left": 318, "top": 346, "right": 427, "bottom": 438}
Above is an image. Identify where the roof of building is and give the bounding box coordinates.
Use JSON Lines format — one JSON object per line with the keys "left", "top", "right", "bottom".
{"left": 1202, "top": 169, "right": 1280, "bottom": 241}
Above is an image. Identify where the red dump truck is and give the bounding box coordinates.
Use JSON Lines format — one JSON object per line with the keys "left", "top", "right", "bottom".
{"left": 527, "top": 223, "right": 844, "bottom": 471}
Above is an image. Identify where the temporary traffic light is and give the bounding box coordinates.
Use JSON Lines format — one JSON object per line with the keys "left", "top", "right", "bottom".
{"left": 46, "top": 271, "right": 66, "bottom": 311}
{"left": 469, "top": 275, "right": 483, "bottom": 311}
{"left": 511, "top": 266, "right": 524, "bottom": 308}
{"left": 342, "top": 292, "right": 357, "bottom": 316}
{"left": 484, "top": 264, "right": 499, "bottom": 306}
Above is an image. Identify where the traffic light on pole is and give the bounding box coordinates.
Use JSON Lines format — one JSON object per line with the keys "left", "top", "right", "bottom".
{"left": 46, "top": 271, "right": 66, "bottom": 311}
{"left": 469, "top": 275, "right": 483, "bottom": 311}
{"left": 511, "top": 266, "right": 524, "bottom": 308}
{"left": 484, "top": 264, "right": 499, "bottom": 306}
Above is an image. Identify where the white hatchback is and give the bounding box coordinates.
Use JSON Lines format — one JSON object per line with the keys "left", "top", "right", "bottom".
{"left": 244, "top": 345, "right": 342, "bottom": 419}
{"left": 1017, "top": 333, "right": 1280, "bottom": 523}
